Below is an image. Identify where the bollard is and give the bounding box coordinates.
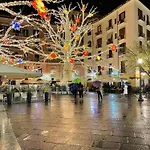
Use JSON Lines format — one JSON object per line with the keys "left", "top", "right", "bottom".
{"left": 27, "top": 92, "right": 32, "bottom": 104}
{"left": 44, "top": 92, "right": 49, "bottom": 104}
{"left": 7, "top": 93, "right": 12, "bottom": 106}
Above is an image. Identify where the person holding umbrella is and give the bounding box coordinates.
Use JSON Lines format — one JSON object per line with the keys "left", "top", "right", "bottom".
{"left": 93, "top": 80, "right": 103, "bottom": 102}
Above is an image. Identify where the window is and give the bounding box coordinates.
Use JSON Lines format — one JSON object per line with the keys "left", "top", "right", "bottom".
{"left": 96, "top": 38, "right": 102, "bottom": 48}
{"left": 95, "top": 25, "right": 102, "bottom": 35}
{"left": 138, "top": 25, "right": 144, "bottom": 37}
{"left": 121, "top": 61, "right": 126, "bottom": 73}
{"left": 119, "top": 43, "right": 126, "bottom": 55}
{"left": 114, "top": 18, "right": 117, "bottom": 24}
{"left": 22, "top": 29, "right": 29, "bottom": 37}
{"left": 33, "top": 30, "right": 39, "bottom": 38}
{"left": 13, "top": 29, "right": 21, "bottom": 36}
{"left": 119, "top": 27, "right": 125, "bottom": 39}
{"left": 87, "top": 41, "right": 92, "bottom": 47}
{"left": 0, "top": 25, "right": 8, "bottom": 34}
{"left": 108, "top": 50, "right": 113, "bottom": 58}
{"left": 115, "top": 33, "right": 117, "bottom": 39}
{"left": 87, "top": 66, "right": 92, "bottom": 73}
{"left": 35, "top": 54, "right": 40, "bottom": 61}
{"left": 138, "top": 9, "right": 145, "bottom": 21}
{"left": 109, "top": 19, "right": 112, "bottom": 27}
{"left": 98, "top": 66, "right": 102, "bottom": 75}
{"left": 87, "top": 30, "right": 91, "bottom": 36}
{"left": 147, "top": 15, "right": 150, "bottom": 25}
{"left": 107, "top": 34, "right": 113, "bottom": 44}
{"left": 147, "top": 30, "right": 150, "bottom": 40}
{"left": 98, "top": 50, "right": 101, "bottom": 56}
{"left": 139, "top": 41, "right": 142, "bottom": 47}
{"left": 119, "top": 11, "right": 125, "bottom": 23}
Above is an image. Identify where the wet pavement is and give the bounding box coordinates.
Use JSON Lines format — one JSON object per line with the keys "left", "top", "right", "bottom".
{"left": 2, "top": 93, "right": 150, "bottom": 150}
{"left": 0, "top": 105, "right": 21, "bottom": 150}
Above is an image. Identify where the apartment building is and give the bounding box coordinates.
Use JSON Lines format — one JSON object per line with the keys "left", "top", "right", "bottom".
{"left": 84, "top": 0, "right": 150, "bottom": 86}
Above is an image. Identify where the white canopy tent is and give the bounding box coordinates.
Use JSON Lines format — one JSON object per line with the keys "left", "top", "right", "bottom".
{"left": 0, "top": 63, "right": 42, "bottom": 79}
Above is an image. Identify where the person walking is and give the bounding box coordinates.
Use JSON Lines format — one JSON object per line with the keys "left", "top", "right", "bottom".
{"left": 96, "top": 86, "right": 103, "bottom": 102}
{"left": 71, "top": 83, "right": 78, "bottom": 102}
{"left": 123, "top": 83, "right": 128, "bottom": 96}
{"left": 78, "top": 82, "right": 84, "bottom": 102}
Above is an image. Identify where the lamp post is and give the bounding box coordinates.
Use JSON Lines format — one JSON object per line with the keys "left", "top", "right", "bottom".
{"left": 137, "top": 59, "right": 143, "bottom": 102}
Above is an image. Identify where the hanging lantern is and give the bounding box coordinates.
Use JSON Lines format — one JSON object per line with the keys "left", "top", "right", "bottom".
{"left": 11, "top": 58, "right": 15, "bottom": 63}
{"left": 45, "top": 17, "right": 50, "bottom": 21}
{"left": 1, "top": 57, "right": 7, "bottom": 62}
{"left": 83, "top": 51, "right": 88, "bottom": 56}
{"left": 101, "top": 66, "right": 105, "bottom": 71}
{"left": 18, "top": 59, "right": 22, "bottom": 64}
{"left": 71, "top": 25, "right": 77, "bottom": 32}
{"left": 11, "top": 21, "right": 20, "bottom": 31}
{"left": 75, "top": 17, "right": 80, "bottom": 24}
{"left": 38, "top": 11, "right": 47, "bottom": 18}
{"left": 63, "top": 43, "right": 69, "bottom": 51}
{"left": 49, "top": 52, "right": 57, "bottom": 59}
{"left": 3, "top": 39, "right": 9, "bottom": 44}
{"left": 111, "top": 44, "right": 117, "bottom": 51}
{"left": 75, "top": 35, "right": 80, "bottom": 41}
{"left": 97, "top": 56, "right": 101, "bottom": 60}
{"left": 31, "top": 0, "right": 37, "bottom": 9}
{"left": 70, "top": 58, "right": 74, "bottom": 64}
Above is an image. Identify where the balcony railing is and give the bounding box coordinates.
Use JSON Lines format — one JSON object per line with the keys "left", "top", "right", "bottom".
{"left": 106, "top": 25, "right": 113, "bottom": 31}
{"left": 107, "top": 38, "right": 113, "bottom": 45}
{"left": 139, "top": 33, "right": 145, "bottom": 37}
{"left": 118, "top": 34, "right": 125, "bottom": 40}
{"left": 138, "top": 16, "right": 145, "bottom": 21}
{"left": 95, "top": 30, "right": 102, "bottom": 35}
{"left": 106, "top": 54, "right": 113, "bottom": 59}
{"left": 118, "top": 19, "right": 125, "bottom": 24}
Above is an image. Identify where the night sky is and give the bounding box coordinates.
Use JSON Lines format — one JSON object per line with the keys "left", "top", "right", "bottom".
{"left": 1, "top": 0, "right": 150, "bottom": 16}
{"left": 60, "top": 0, "right": 150, "bottom": 15}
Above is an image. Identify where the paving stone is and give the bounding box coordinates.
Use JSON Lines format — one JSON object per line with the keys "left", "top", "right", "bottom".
{"left": 3, "top": 93, "right": 150, "bottom": 149}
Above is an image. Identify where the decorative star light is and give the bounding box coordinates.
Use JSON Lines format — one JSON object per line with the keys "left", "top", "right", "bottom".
{"left": 11, "top": 21, "right": 20, "bottom": 31}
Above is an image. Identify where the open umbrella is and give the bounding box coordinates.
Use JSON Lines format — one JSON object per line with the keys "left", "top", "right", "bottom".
{"left": 0, "top": 63, "right": 42, "bottom": 79}
{"left": 72, "top": 78, "right": 81, "bottom": 84}
{"left": 93, "top": 80, "right": 101, "bottom": 88}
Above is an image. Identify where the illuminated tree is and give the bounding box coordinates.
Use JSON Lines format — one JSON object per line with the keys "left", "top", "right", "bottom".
{"left": 28, "top": 2, "right": 97, "bottom": 83}
{"left": 126, "top": 40, "right": 150, "bottom": 77}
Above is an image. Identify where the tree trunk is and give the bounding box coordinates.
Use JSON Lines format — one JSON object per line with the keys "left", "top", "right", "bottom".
{"left": 61, "top": 61, "right": 72, "bottom": 84}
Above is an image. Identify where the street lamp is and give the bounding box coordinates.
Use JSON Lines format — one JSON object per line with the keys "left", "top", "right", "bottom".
{"left": 137, "top": 59, "right": 143, "bottom": 102}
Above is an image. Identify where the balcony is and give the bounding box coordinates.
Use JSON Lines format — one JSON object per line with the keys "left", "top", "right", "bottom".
{"left": 106, "top": 54, "right": 113, "bottom": 59}
{"left": 106, "top": 25, "right": 113, "bottom": 31}
{"left": 107, "top": 38, "right": 113, "bottom": 45}
{"left": 95, "top": 30, "right": 102, "bottom": 36}
{"left": 118, "top": 34, "right": 125, "bottom": 40}
{"left": 118, "top": 19, "right": 125, "bottom": 24}
{"left": 96, "top": 45, "right": 102, "bottom": 48}
{"left": 138, "top": 16, "right": 145, "bottom": 21}
{"left": 118, "top": 48, "right": 126, "bottom": 55}
{"left": 147, "top": 21, "right": 150, "bottom": 26}
{"left": 139, "top": 33, "right": 145, "bottom": 37}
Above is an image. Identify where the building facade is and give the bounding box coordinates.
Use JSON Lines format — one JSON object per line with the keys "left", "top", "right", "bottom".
{"left": 84, "top": 0, "right": 150, "bottom": 86}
